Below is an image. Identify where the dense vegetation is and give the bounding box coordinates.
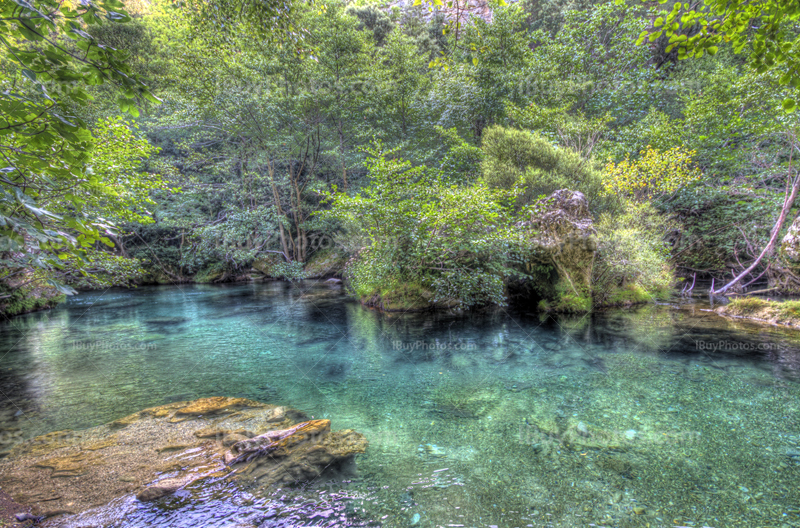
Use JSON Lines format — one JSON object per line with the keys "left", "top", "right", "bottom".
{"left": 1, "top": 0, "right": 799, "bottom": 315}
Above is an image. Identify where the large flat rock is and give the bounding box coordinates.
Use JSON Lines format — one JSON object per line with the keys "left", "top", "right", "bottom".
{"left": 0, "top": 398, "right": 367, "bottom": 520}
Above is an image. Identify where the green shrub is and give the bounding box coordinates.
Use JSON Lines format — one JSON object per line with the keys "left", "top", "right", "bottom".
{"left": 657, "top": 186, "right": 782, "bottom": 274}
{"left": 322, "top": 146, "right": 532, "bottom": 309}
{"left": 266, "top": 260, "right": 307, "bottom": 281}
{"left": 480, "top": 125, "right": 613, "bottom": 212}
{"left": 59, "top": 251, "right": 146, "bottom": 290}
{"left": 592, "top": 201, "right": 674, "bottom": 306}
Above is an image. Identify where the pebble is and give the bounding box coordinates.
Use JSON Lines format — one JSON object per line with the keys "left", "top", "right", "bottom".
{"left": 625, "top": 429, "right": 638, "bottom": 441}
{"left": 576, "top": 422, "right": 590, "bottom": 437}
{"left": 410, "top": 513, "right": 421, "bottom": 526}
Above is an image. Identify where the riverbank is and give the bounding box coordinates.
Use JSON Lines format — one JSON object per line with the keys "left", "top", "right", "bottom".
{"left": 715, "top": 297, "right": 800, "bottom": 329}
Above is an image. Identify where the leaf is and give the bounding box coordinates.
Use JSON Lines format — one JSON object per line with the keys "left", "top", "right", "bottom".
{"left": 21, "top": 69, "right": 38, "bottom": 83}
{"left": 783, "top": 98, "right": 797, "bottom": 112}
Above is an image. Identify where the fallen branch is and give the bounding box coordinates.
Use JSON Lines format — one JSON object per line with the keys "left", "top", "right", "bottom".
{"left": 713, "top": 132, "right": 798, "bottom": 295}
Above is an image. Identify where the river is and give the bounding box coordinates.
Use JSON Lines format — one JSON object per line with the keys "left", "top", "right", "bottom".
{"left": 0, "top": 281, "right": 798, "bottom": 527}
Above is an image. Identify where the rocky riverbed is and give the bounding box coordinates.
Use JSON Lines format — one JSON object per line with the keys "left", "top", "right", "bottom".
{"left": 0, "top": 397, "right": 367, "bottom": 525}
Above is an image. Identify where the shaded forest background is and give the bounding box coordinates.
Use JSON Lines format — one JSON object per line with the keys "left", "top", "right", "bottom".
{"left": 2, "top": 0, "right": 799, "bottom": 314}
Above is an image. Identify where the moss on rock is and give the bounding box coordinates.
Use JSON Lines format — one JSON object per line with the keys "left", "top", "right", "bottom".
{"left": 304, "top": 248, "right": 348, "bottom": 278}
{"left": 0, "top": 274, "right": 65, "bottom": 319}
{"left": 716, "top": 297, "right": 800, "bottom": 329}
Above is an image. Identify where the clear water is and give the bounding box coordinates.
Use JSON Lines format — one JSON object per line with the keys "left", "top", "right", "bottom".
{"left": 1, "top": 282, "right": 799, "bottom": 528}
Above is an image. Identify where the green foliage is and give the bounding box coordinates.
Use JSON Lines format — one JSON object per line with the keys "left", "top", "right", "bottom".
{"left": 0, "top": 270, "right": 65, "bottom": 318}
{"left": 181, "top": 206, "right": 280, "bottom": 274}
{"left": 322, "top": 146, "right": 532, "bottom": 308}
{"left": 346, "top": 5, "right": 393, "bottom": 45}
{"left": 480, "top": 126, "right": 609, "bottom": 211}
{"left": 547, "top": 282, "right": 592, "bottom": 313}
{"left": 0, "top": 0, "right": 159, "bottom": 297}
{"left": 183, "top": 0, "right": 304, "bottom": 51}
{"left": 601, "top": 107, "right": 683, "bottom": 161}
{"left": 7, "top": 0, "right": 798, "bottom": 314}
{"left": 659, "top": 186, "right": 784, "bottom": 273}
{"left": 636, "top": 0, "right": 799, "bottom": 110}
{"left": 80, "top": 117, "right": 165, "bottom": 223}
{"left": 428, "top": 3, "right": 531, "bottom": 139}
{"left": 592, "top": 200, "right": 674, "bottom": 306}
{"left": 522, "top": 0, "right": 600, "bottom": 35}
{"left": 264, "top": 260, "right": 308, "bottom": 281}
{"left": 59, "top": 250, "right": 146, "bottom": 289}
{"left": 514, "top": 1, "right": 656, "bottom": 154}
{"left": 436, "top": 126, "right": 483, "bottom": 184}
{"left": 601, "top": 145, "right": 703, "bottom": 202}
{"left": 726, "top": 297, "right": 800, "bottom": 320}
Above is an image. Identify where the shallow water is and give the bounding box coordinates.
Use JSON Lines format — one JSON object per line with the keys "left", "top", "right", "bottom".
{"left": 1, "top": 281, "right": 799, "bottom": 527}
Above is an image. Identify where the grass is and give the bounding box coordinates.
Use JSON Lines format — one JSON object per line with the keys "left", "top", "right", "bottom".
{"left": 725, "top": 297, "right": 800, "bottom": 320}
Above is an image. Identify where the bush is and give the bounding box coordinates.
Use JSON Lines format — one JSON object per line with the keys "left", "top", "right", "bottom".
{"left": 480, "top": 125, "right": 612, "bottom": 212}
{"left": 592, "top": 201, "right": 675, "bottom": 306}
{"left": 322, "top": 146, "right": 532, "bottom": 309}
{"left": 601, "top": 145, "right": 703, "bottom": 202}
{"left": 658, "top": 186, "right": 783, "bottom": 273}
{"left": 59, "top": 251, "right": 146, "bottom": 290}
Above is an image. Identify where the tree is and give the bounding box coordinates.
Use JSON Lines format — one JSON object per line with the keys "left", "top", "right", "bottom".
{"left": 0, "top": 0, "right": 157, "bottom": 291}
{"left": 636, "top": 0, "right": 800, "bottom": 110}
{"left": 510, "top": 2, "right": 655, "bottom": 155}
{"left": 376, "top": 29, "right": 430, "bottom": 139}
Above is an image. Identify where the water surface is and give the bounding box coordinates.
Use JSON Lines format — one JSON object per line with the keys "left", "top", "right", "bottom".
{"left": 1, "top": 282, "right": 799, "bottom": 527}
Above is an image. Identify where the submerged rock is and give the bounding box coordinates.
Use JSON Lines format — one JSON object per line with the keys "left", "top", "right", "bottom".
{"left": 0, "top": 397, "right": 367, "bottom": 518}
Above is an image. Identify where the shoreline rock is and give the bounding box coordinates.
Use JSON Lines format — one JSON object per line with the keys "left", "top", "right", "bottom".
{"left": 0, "top": 397, "right": 367, "bottom": 519}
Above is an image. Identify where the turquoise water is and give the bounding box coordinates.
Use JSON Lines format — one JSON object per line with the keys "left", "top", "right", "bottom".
{"left": 1, "top": 281, "right": 799, "bottom": 527}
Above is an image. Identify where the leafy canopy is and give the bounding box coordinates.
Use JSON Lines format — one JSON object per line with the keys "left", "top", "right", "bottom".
{"left": 0, "top": 0, "right": 158, "bottom": 287}
{"left": 634, "top": 0, "right": 800, "bottom": 110}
